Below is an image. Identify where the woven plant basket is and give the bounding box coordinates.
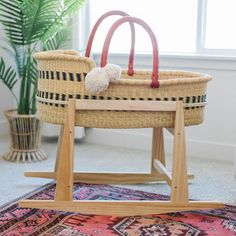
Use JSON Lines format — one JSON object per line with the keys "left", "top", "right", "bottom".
{"left": 34, "top": 17, "right": 211, "bottom": 129}
{"left": 3, "top": 110, "right": 47, "bottom": 162}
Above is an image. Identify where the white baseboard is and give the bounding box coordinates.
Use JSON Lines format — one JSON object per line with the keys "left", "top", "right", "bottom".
{"left": 84, "top": 128, "right": 235, "bottom": 163}
{"left": 0, "top": 120, "right": 8, "bottom": 138}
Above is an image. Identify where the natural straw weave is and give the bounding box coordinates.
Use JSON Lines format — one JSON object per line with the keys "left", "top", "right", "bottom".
{"left": 4, "top": 110, "right": 47, "bottom": 162}
{"left": 34, "top": 50, "right": 211, "bottom": 128}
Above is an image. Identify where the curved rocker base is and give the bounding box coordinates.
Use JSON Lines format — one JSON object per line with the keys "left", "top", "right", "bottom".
{"left": 19, "top": 200, "right": 224, "bottom": 216}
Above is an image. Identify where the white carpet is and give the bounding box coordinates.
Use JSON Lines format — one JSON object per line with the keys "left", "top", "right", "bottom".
{"left": 0, "top": 137, "right": 235, "bottom": 206}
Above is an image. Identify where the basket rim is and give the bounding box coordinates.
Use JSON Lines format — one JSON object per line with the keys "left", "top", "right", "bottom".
{"left": 34, "top": 50, "right": 96, "bottom": 66}
{"left": 116, "top": 70, "right": 212, "bottom": 86}
{"left": 4, "top": 109, "right": 37, "bottom": 119}
{"left": 34, "top": 50, "right": 212, "bottom": 86}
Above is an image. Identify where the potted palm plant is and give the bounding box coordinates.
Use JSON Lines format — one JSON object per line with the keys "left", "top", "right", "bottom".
{"left": 0, "top": 0, "right": 85, "bottom": 162}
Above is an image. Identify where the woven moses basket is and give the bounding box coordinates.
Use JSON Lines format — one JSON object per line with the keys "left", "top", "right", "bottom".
{"left": 34, "top": 15, "right": 211, "bottom": 129}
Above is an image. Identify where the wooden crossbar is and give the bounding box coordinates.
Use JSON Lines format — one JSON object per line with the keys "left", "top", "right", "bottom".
{"left": 76, "top": 100, "right": 177, "bottom": 111}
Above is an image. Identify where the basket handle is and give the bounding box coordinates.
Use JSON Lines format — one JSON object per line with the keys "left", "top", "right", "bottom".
{"left": 101, "top": 16, "right": 159, "bottom": 88}
{"left": 85, "top": 10, "right": 135, "bottom": 75}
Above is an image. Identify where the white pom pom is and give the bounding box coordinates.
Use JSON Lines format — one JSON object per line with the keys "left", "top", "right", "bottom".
{"left": 85, "top": 68, "right": 109, "bottom": 94}
{"left": 104, "top": 64, "right": 121, "bottom": 82}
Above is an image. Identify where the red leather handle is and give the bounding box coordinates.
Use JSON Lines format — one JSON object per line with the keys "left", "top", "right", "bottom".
{"left": 85, "top": 11, "right": 135, "bottom": 75}
{"left": 101, "top": 16, "right": 160, "bottom": 88}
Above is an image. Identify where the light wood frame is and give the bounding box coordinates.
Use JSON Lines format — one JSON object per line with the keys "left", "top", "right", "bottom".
{"left": 19, "top": 99, "right": 223, "bottom": 216}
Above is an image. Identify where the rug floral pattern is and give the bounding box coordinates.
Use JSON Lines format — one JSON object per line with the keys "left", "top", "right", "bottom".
{"left": 0, "top": 183, "right": 235, "bottom": 235}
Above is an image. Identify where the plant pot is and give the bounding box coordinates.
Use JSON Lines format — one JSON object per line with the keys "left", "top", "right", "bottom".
{"left": 3, "top": 109, "right": 47, "bottom": 162}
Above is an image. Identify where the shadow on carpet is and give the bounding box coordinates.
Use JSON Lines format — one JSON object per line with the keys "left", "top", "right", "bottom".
{"left": 0, "top": 183, "right": 235, "bottom": 235}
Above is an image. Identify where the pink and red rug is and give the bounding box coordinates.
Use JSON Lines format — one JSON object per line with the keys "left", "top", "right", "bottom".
{"left": 0, "top": 183, "right": 235, "bottom": 235}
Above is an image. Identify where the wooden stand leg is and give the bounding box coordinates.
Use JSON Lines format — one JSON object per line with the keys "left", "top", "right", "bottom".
{"left": 151, "top": 128, "right": 172, "bottom": 185}
{"left": 152, "top": 128, "right": 165, "bottom": 165}
{"left": 54, "top": 100, "right": 75, "bottom": 201}
{"left": 19, "top": 100, "right": 224, "bottom": 216}
{"left": 171, "top": 101, "right": 188, "bottom": 203}
{"left": 54, "top": 125, "right": 65, "bottom": 173}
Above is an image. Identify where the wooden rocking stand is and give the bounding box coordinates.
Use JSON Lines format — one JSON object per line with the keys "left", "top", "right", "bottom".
{"left": 19, "top": 99, "right": 223, "bottom": 216}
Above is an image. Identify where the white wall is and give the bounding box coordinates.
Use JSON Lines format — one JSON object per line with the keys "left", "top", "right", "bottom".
{"left": 0, "top": 25, "right": 15, "bottom": 137}
{"left": 85, "top": 54, "right": 236, "bottom": 163}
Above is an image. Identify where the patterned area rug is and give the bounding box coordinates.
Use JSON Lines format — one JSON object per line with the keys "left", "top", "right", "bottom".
{"left": 0, "top": 183, "right": 235, "bottom": 236}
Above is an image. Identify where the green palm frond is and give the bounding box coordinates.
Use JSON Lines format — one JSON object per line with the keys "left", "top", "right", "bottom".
{"left": 44, "top": 27, "right": 71, "bottom": 51}
{"left": 21, "top": 0, "right": 63, "bottom": 44}
{"left": 0, "top": 0, "right": 86, "bottom": 114}
{"left": 41, "top": 0, "right": 85, "bottom": 44}
{"left": 29, "top": 59, "right": 38, "bottom": 114}
{"left": 11, "top": 44, "right": 24, "bottom": 78}
{"left": 0, "top": 58, "right": 18, "bottom": 103}
{"left": 29, "top": 59, "right": 38, "bottom": 86}
{"left": 0, "top": 58, "right": 17, "bottom": 90}
{"left": 0, "top": 0, "right": 25, "bottom": 45}
{"left": 7, "top": 40, "right": 24, "bottom": 78}
{"left": 1, "top": 36, "right": 24, "bottom": 78}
